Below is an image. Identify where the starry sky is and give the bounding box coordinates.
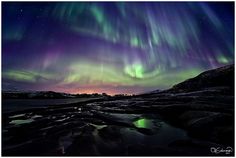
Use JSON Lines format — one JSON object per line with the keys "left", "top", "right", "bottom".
{"left": 2, "top": 2, "right": 234, "bottom": 95}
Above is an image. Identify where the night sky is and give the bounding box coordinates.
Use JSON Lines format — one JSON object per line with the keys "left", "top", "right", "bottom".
{"left": 2, "top": 2, "right": 234, "bottom": 95}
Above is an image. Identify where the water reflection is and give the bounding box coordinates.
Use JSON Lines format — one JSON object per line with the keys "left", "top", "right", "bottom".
{"left": 133, "top": 118, "right": 153, "bottom": 129}
{"left": 9, "top": 119, "right": 34, "bottom": 125}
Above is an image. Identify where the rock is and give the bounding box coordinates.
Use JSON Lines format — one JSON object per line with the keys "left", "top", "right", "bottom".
{"left": 168, "top": 139, "right": 226, "bottom": 156}
{"left": 98, "top": 126, "right": 123, "bottom": 141}
{"left": 65, "top": 125, "right": 98, "bottom": 156}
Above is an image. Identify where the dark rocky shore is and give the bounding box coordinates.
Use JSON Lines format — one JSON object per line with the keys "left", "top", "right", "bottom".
{"left": 2, "top": 64, "right": 234, "bottom": 156}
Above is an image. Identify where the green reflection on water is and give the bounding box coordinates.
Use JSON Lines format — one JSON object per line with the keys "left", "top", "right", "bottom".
{"left": 133, "top": 118, "right": 152, "bottom": 128}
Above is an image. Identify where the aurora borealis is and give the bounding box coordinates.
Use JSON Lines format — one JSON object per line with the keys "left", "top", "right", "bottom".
{"left": 2, "top": 2, "right": 234, "bottom": 95}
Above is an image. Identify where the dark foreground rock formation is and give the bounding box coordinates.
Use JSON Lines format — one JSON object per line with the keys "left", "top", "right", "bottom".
{"left": 2, "top": 64, "right": 234, "bottom": 156}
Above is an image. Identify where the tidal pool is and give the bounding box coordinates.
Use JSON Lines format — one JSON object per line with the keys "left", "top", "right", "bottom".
{"left": 9, "top": 119, "right": 34, "bottom": 125}
{"left": 127, "top": 116, "right": 188, "bottom": 146}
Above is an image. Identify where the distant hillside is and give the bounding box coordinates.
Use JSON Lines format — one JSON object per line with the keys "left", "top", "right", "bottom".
{"left": 169, "top": 64, "right": 234, "bottom": 94}
{"left": 2, "top": 91, "right": 75, "bottom": 99}
{"left": 2, "top": 91, "right": 110, "bottom": 99}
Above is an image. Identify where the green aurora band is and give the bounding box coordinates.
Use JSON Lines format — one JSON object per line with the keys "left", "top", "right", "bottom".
{"left": 2, "top": 2, "right": 234, "bottom": 94}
